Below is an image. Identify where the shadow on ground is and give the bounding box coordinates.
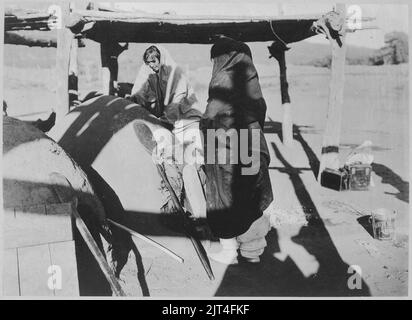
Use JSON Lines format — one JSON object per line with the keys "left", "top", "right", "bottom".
{"left": 372, "top": 163, "right": 409, "bottom": 203}
{"left": 264, "top": 120, "right": 320, "bottom": 178}
{"left": 214, "top": 120, "right": 371, "bottom": 296}
{"left": 29, "top": 99, "right": 372, "bottom": 296}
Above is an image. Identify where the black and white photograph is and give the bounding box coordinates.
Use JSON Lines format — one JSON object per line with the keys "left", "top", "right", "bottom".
{"left": 0, "top": 0, "right": 410, "bottom": 300}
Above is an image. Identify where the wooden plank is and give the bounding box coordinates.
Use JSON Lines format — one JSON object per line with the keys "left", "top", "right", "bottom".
{"left": 2, "top": 249, "right": 20, "bottom": 296}
{"left": 49, "top": 241, "right": 79, "bottom": 296}
{"left": 18, "top": 244, "right": 54, "bottom": 296}
{"left": 318, "top": 3, "right": 347, "bottom": 179}
{"left": 108, "top": 218, "right": 184, "bottom": 263}
{"left": 56, "top": 2, "right": 72, "bottom": 120}
{"left": 5, "top": 204, "right": 73, "bottom": 249}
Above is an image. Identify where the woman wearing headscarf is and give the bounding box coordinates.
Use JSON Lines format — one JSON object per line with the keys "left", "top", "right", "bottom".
{"left": 202, "top": 37, "right": 274, "bottom": 264}
{"left": 131, "top": 45, "right": 203, "bottom": 125}
{"left": 131, "top": 45, "right": 206, "bottom": 218}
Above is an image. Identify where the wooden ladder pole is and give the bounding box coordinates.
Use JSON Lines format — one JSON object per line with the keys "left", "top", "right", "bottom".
{"left": 49, "top": 172, "right": 126, "bottom": 297}
{"left": 107, "top": 218, "right": 184, "bottom": 264}
{"left": 71, "top": 206, "right": 127, "bottom": 296}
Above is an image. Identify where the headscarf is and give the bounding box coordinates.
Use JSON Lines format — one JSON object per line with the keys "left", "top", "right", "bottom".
{"left": 203, "top": 37, "right": 267, "bottom": 129}
{"left": 131, "top": 45, "right": 202, "bottom": 123}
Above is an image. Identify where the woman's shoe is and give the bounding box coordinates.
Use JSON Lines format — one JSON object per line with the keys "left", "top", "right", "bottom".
{"left": 208, "top": 249, "right": 239, "bottom": 265}
{"left": 208, "top": 238, "right": 239, "bottom": 265}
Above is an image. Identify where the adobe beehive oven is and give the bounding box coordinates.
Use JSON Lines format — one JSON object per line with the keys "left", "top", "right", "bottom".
{"left": 3, "top": 116, "right": 109, "bottom": 296}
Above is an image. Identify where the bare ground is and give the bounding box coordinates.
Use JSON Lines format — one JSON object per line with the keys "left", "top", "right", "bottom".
{"left": 3, "top": 43, "right": 409, "bottom": 297}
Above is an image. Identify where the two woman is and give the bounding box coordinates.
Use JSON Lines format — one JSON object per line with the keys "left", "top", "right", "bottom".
{"left": 131, "top": 40, "right": 274, "bottom": 264}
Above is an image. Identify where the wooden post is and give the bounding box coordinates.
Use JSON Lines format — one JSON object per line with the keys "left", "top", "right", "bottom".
{"left": 268, "top": 41, "right": 293, "bottom": 147}
{"left": 0, "top": 1, "right": 4, "bottom": 296}
{"left": 68, "top": 3, "right": 78, "bottom": 108}
{"left": 68, "top": 37, "right": 78, "bottom": 108}
{"left": 318, "top": 4, "right": 347, "bottom": 180}
{"left": 100, "top": 41, "right": 128, "bottom": 95}
{"left": 56, "top": 1, "right": 72, "bottom": 121}
{"left": 100, "top": 42, "right": 112, "bottom": 95}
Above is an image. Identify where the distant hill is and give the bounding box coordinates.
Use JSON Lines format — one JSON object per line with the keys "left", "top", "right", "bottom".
{"left": 281, "top": 41, "right": 376, "bottom": 66}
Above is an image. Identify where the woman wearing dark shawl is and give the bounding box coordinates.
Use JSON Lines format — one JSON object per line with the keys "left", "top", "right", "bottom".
{"left": 202, "top": 37, "right": 274, "bottom": 264}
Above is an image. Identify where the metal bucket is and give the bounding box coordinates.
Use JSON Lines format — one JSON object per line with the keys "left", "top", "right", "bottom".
{"left": 371, "top": 208, "right": 397, "bottom": 241}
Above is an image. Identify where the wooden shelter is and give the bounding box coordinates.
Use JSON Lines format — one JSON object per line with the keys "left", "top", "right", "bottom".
{"left": 2, "top": 2, "right": 381, "bottom": 297}
{"left": 3, "top": 3, "right": 375, "bottom": 181}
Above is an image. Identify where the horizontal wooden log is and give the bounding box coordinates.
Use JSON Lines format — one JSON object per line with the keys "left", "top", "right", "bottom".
{"left": 84, "top": 19, "right": 317, "bottom": 44}
{"left": 5, "top": 31, "right": 57, "bottom": 47}
{"left": 76, "top": 12, "right": 375, "bottom": 44}
{"left": 4, "top": 7, "right": 376, "bottom": 44}
{"left": 75, "top": 9, "right": 319, "bottom": 22}
{"left": 4, "top": 8, "right": 55, "bottom": 31}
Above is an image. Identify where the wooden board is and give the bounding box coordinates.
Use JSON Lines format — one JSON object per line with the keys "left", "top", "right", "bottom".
{"left": 11, "top": 241, "right": 79, "bottom": 297}
{"left": 18, "top": 244, "right": 54, "bottom": 296}
{"left": 2, "top": 249, "right": 20, "bottom": 296}
{"left": 49, "top": 241, "right": 79, "bottom": 296}
{"left": 4, "top": 203, "right": 73, "bottom": 249}
{"left": 3, "top": 201, "right": 79, "bottom": 296}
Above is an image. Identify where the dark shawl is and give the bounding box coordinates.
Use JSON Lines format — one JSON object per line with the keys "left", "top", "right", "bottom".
{"left": 201, "top": 37, "right": 273, "bottom": 239}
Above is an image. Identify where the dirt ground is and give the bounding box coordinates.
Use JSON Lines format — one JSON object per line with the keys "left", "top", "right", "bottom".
{"left": 3, "top": 42, "right": 409, "bottom": 297}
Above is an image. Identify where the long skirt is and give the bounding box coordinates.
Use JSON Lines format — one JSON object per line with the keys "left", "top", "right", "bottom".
{"left": 203, "top": 121, "right": 273, "bottom": 239}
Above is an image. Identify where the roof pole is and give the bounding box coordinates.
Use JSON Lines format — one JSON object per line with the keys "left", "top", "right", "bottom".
{"left": 100, "top": 42, "right": 128, "bottom": 95}
{"left": 56, "top": 1, "right": 72, "bottom": 120}
{"left": 268, "top": 41, "right": 293, "bottom": 147}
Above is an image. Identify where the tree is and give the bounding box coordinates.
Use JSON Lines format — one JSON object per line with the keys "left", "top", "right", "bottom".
{"left": 370, "top": 31, "right": 408, "bottom": 65}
